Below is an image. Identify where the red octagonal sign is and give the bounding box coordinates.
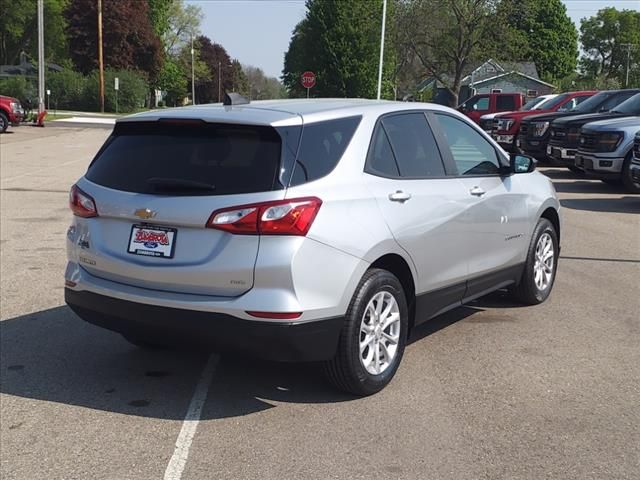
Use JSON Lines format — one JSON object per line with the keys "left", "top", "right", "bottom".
{"left": 301, "top": 71, "right": 316, "bottom": 89}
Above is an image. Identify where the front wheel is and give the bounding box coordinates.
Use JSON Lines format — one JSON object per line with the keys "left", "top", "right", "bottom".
{"left": 621, "top": 153, "right": 640, "bottom": 194}
{"left": 512, "top": 218, "right": 559, "bottom": 305}
{"left": 0, "top": 112, "right": 8, "bottom": 133}
{"left": 324, "top": 269, "right": 408, "bottom": 396}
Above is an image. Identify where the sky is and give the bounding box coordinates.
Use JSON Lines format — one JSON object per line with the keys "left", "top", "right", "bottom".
{"left": 188, "top": 0, "right": 640, "bottom": 80}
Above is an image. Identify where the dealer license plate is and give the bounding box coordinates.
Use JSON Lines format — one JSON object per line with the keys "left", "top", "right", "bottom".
{"left": 128, "top": 224, "right": 177, "bottom": 259}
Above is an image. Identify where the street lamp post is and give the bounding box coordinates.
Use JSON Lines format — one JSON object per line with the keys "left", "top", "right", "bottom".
{"left": 376, "top": 0, "right": 388, "bottom": 100}
{"left": 191, "top": 35, "right": 196, "bottom": 105}
{"left": 37, "top": 0, "right": 45, "bottom": 114}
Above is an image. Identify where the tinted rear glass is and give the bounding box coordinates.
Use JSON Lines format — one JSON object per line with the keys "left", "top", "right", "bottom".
{"left": 289, "top": 116, "right": 361, "bottom": 186}
{"left": 86, "top": 122, "right": 282, "bottom": 196}
{"left": 496, "top": 95, "right": 516, "bottom": 111}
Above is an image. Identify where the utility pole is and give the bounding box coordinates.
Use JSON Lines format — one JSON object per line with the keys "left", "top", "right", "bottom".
{"left": 97, "top": 0, "right": 105, "bottom": 113}
{"left": 218, "top": 61, "right": 222, "bottom": 103}
{"left": 191, "top": 35, "right": 196, "bottom": 105}
{"left": 621, "top": 43, "right": 633, "bottom": 88}
{"left": 376, "top": 0, "right": 387, "bottom": 100}
{"left": 37, "top": 0, "right": 45, "bottom": 114}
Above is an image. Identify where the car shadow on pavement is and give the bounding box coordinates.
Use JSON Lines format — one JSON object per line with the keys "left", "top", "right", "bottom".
{"left": 1, "top": 295, "right": 519, "bottom": 420}
{"left": 560, "top": 197, "right": 640, "bottom": 214}
{"left": 551, "top": 180, "right": 624, "bottom": 195}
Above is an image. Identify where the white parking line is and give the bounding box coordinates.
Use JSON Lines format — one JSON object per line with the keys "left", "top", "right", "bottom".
{"left": 164, "top": 354, "right": 219, "bottom": 480}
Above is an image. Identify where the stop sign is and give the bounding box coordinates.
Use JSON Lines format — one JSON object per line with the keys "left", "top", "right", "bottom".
{"left": 301, "top": 71, "right": 316, "bottom": 89}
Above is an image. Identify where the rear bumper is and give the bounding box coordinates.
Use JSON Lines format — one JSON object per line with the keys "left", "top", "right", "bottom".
{"left": 65, "top": 288, "right": 344, "bottom": 362}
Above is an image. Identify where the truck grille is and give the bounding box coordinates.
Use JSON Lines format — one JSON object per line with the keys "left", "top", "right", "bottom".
{"left": 519, "top": 123, "right": 529, "bottom": 136}
{"left": 633, "top": 134, "right": 640, "bottom": 164}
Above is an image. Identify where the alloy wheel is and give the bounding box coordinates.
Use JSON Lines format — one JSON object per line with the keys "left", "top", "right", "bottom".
{"left": 533, "top": 232, "right": 554, "bottom": 291}
{"left": 359, "top": 291, "right": 401, "bottom": 375}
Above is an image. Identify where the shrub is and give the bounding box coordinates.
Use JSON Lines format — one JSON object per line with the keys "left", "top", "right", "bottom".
{"left": 47, "top": 70, "right": 87, "bottom": 110}
{"left": 0, "top": 76, "right": 37, "bottom": 107}
{"left": 84, "top": 69, "right": 149, "bottom": 112}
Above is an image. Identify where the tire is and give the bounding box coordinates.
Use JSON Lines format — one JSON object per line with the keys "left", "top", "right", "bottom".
{"left": 621, "top": 153, "right": 640, "bottom": 194}
{"left": 121, "top": 333, "right": 168, "bottom": 350}
{"left": 512, "top": 218, "right": 559, "bottom": 305}
{"left": 0, "top": 112, "right": 8, "bottom": 133}
{"left": 324, "top": 268, "right": 408, "bottom": 396}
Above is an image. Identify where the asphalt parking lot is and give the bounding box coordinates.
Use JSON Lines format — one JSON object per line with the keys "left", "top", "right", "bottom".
{"left": 1, "top": 126, "right": 639, "bottom": 480}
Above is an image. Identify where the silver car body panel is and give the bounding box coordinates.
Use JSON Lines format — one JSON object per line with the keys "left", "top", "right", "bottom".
{"left": 66, "top": 99, "right": 560, "bottom": 325}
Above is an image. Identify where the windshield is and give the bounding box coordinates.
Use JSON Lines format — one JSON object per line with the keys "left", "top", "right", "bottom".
{"left": 571, "top": 92, "right": 612, "bottom": 113}
{"left": 612, "top": 93, "right": 640, "bottom": 114}
{"left": 540, "top": 93, "right": 571, "bottom": 110}
{"left": 520, "top": 97, "right": 546, "bottom": 111}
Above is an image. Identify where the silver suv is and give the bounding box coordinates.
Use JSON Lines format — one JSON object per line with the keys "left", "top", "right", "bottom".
{"left": 65, "top": 98, "right": 561, "bottom": 395}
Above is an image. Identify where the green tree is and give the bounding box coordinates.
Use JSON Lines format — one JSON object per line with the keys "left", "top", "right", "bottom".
{"left": 500, "top": 0, "right": 578, "bottom": 81}
{"left": 579, "top": 7, "right": 640, "bottom": 87}
{"left": 231, "top": 60, "right": 250, "bottom": 97}
{"left": 282, "top": 0, "right": 395, "bottom": 99}
{"left": 399, "top": 0, "right": 501, "bottom": 106}
{"left": 194, "top": 36, "right": 234, "bottom": 104}
{"left": 148, "top": 0, "right": 173, "bottom": 37}
{"left": 0, "top": 0, "right": 69, "bottom": 65}
{"left": 157, "top": 58, "right": 187, "bottom": 106}
{"left": 244, "top": 65, "right": 285, "bottom": 100}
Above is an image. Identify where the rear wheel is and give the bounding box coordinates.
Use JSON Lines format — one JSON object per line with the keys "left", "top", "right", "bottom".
{"left": 0, "top": 112, "right": 8, "bottom": 133}
{"left": 621, "top": 153, "right": 640, "bottom": 194}
{"left": 324, "top": 269, "right": 408, "bottom": 396}
{"left": 512, "top": 218, "right": 559, "bottom": 305}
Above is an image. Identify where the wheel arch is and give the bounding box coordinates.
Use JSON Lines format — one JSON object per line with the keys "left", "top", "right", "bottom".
{"left": 369, "top": 253, "right": 417, "bottom": 332}
{"left": 540, "top": 206, "right": 561, "bottom": 243}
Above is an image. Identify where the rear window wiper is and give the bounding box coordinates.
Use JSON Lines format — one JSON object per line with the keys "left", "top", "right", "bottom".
{"left": 146, "top": 177, "right": 216, "bottom": 192}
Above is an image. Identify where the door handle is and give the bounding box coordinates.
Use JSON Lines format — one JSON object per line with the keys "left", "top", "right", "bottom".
{"left": 388, "top": 190, "right": 412, "bottom": 203}
{"left": 469, "top": 186, "right": 486, "bottom": 197}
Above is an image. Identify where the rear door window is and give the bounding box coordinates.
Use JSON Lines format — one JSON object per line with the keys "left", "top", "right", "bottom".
{"left": 380, "top": 113, "right": 446, "bottom": 177}
{"left": 289, "top": 116, "right": 361, "bottom": 186}
{"left": 86, "top": 122, "right": 284, "bottom": 196}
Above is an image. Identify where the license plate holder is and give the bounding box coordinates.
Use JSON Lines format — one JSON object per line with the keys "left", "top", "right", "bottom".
{"left": 128, "top": 224, "right": 177, "bottom": 259}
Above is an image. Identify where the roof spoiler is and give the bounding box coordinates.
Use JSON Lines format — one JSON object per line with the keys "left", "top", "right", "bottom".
{"left": 224, "top": 92, "right": 250, "bottom": 106}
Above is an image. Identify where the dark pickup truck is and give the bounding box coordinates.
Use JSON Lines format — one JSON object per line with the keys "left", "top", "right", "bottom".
{"left": 545, "top": 92, "right": 640, "bottom": 169}
{"left": 518, "top": 89, "right": 639, "bottom": 164}
{"left": 541, "top": 89, "right": 640, "bottom": 166}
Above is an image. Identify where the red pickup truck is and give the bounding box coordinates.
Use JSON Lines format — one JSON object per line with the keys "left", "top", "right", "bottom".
{"left": 457, "top": 92, "right": 526, "bottom": 124}
{"left": 0, "top": 95, "right": 24, "bottom": 133}
{"left": 491, "top": 91, "right": 597, "bottom": 152}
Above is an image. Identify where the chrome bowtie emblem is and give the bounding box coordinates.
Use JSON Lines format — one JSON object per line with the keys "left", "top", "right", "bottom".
{"left": 134, "top": 208, "right": 156, "bottom": 219}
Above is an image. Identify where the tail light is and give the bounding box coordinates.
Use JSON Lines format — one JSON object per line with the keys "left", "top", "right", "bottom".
{"left": 69, "top": 185, "right": 98, "bottom": 218}
{"left": 207, "top": 197, "right": 322, "bottom": 236}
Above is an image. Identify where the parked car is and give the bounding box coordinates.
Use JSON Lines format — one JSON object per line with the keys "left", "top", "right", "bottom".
{"left": 65, "top": 98, "right": 561, "bottom": 395}
{"left": 630, "top": 131, "right": 640, "bottom": 186}
{"left": 0, "top": 95, "right": 24, "bottom": 133}
{"left": 519, "top": 89, "right": 640, "bottom": 166}
{"left": 458, "top": 92, "right": 526, "bottom": 124}
{"left": 493, "top": 90, "right": 597, "bottom": 153}
{"left": 543, "top": 90, "right": 640, "bottom": 167}
{"left": 575, "top": 116, "right": 640, "bottom": 193}
{"left": 478, "top": 94, "right": 558, "bottom": 133}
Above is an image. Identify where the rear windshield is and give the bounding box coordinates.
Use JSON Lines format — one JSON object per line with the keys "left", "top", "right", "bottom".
{"left": 86, "top": 122, "right": 283, "bottom": 196}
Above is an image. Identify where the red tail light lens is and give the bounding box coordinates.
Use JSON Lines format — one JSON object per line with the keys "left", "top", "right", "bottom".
{"left": 69, "top": 185, "right": 98, "bottom": 218}
{"left": 246, "top": 311, "right": 302, "bottom": 319}
{"left": 207, "top": 197, "right": 322, "bottom": 236}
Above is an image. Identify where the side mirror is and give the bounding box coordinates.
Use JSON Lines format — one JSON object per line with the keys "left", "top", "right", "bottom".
{"left": 510, "top": 154, "right": 536, "bottom": 174}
